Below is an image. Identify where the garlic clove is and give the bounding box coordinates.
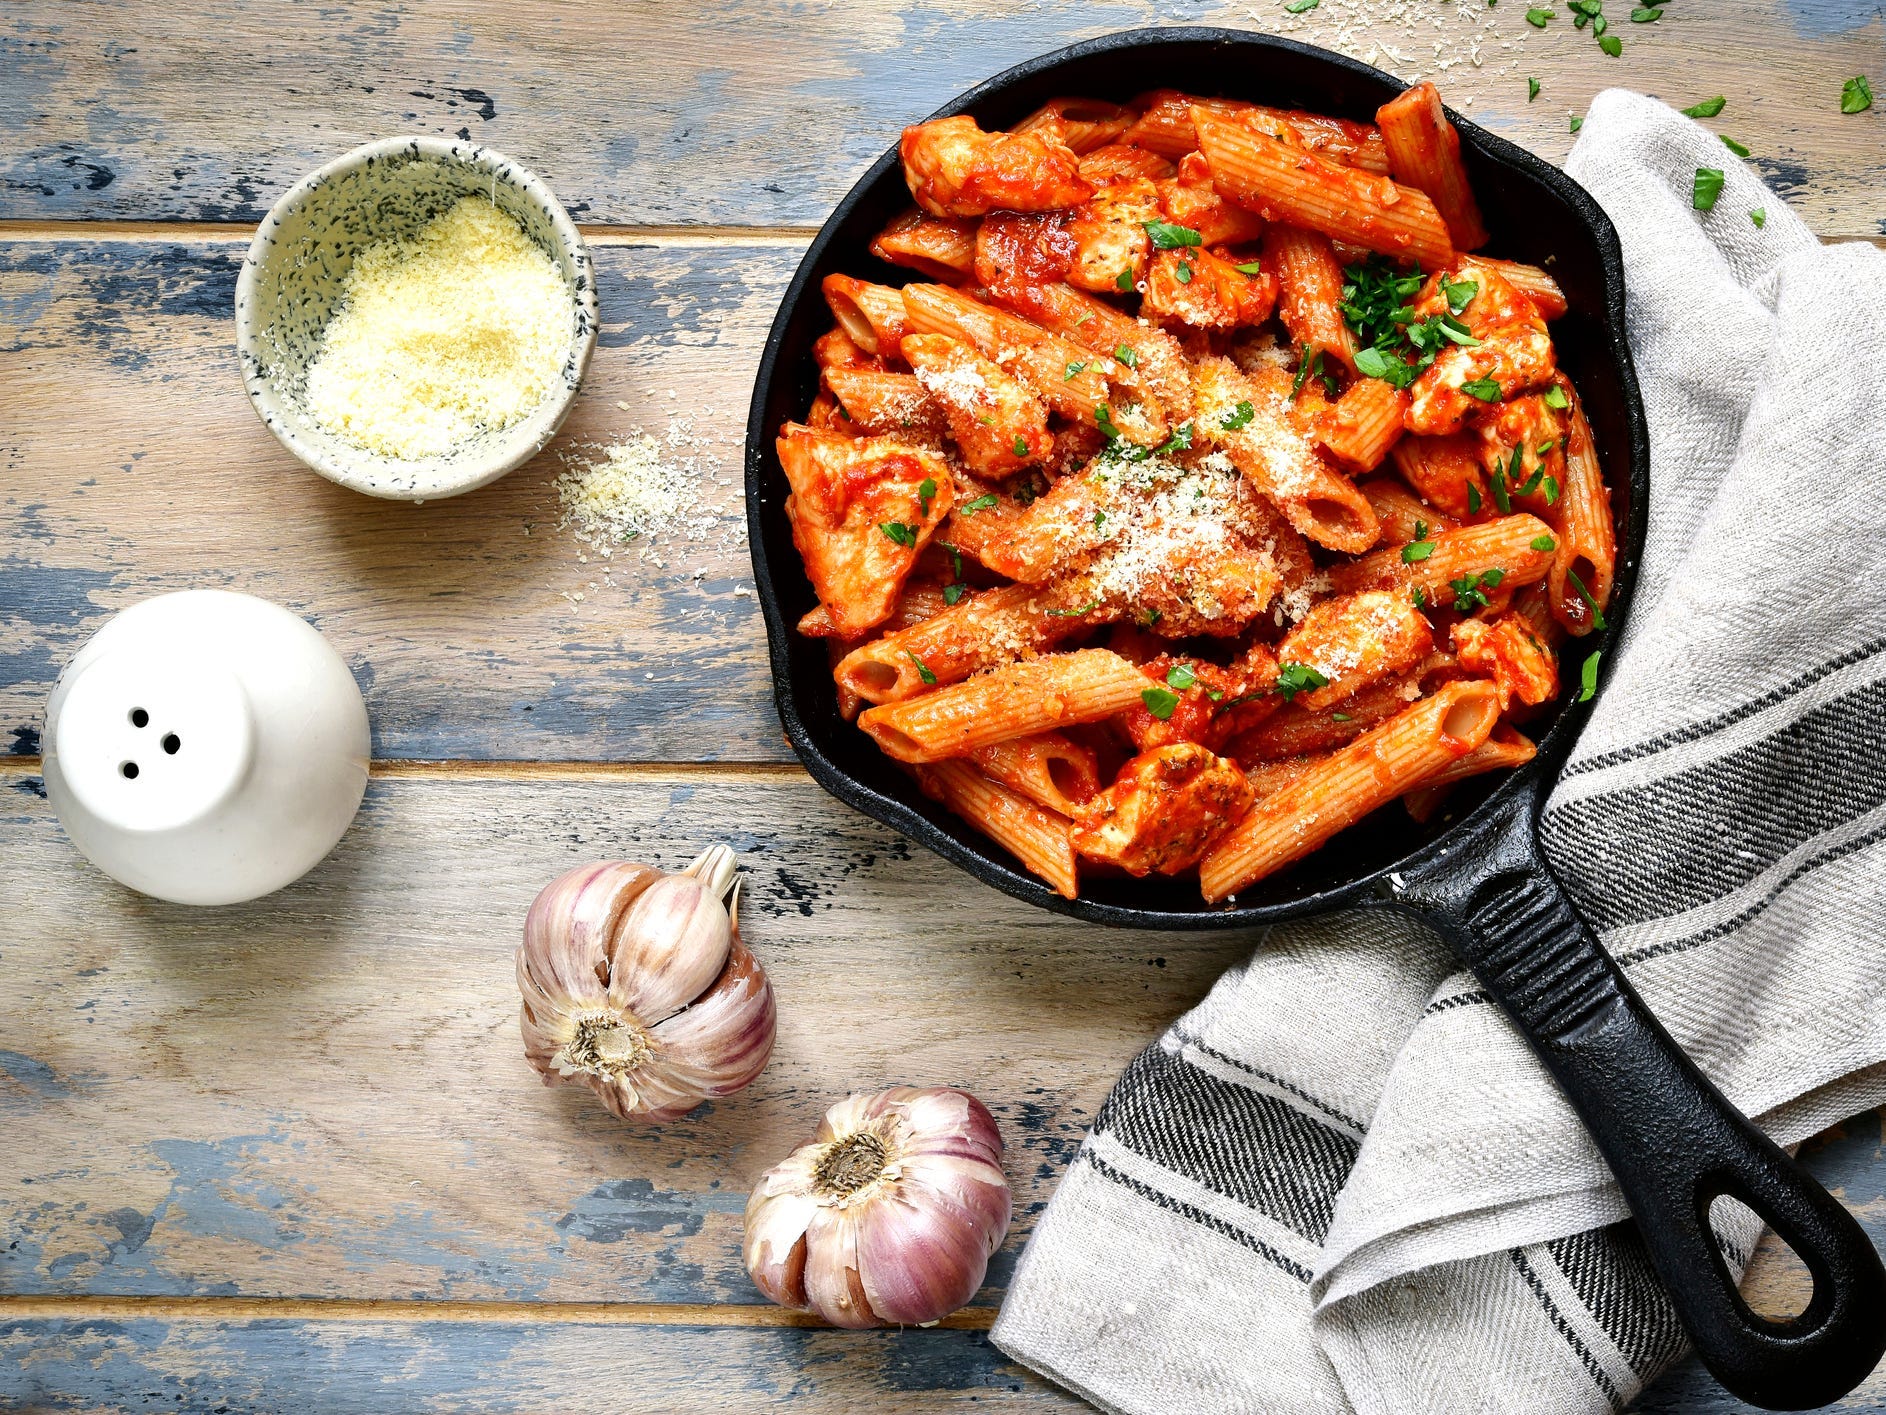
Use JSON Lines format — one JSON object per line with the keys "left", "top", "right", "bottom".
{"left": 854, "top": 1184, "right": 989, "bottom": 1326}
{"left": 803, "top": 1206, "right": 880, "bottom": 1330}
{"left": 607, "top": 874, "right": 732, "bottom": 1026}
{"left": 521, "top": 862, "right": 661, "bottom": 1003}
{"left": 637, "top": 937, "right": 775, "bottom": 1101}
{"left": 743, "top": 1160, "right": 822, "bottom": 1310}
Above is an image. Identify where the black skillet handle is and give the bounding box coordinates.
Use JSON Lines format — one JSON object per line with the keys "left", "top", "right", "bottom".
{"left": 1389, "top": 792, "right": 1886, "bottom": 1410}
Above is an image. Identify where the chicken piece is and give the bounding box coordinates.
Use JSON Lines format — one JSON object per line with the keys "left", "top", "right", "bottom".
{"left": 1114, "top": 655, "right": 1242, "bottom": 752}
{"left": 973, "top": 211, "right": 1077, "bottom": 296}
{"left": 777, "top": 425, "right": 955, "bottom": 637}
{"left": 901, "top": 114, "right": 1093, "bottom": 219}
{"left": 1475, "top": 391, "right": 1568, "bottom": 510}
{"left": 1406, "top": 261, "right": 1556, "bottom": 436}
{"left": 902, "top": 333, "right": 1053, "bottom": 478}
{"left": 1070, "top": 742, "right": 1255, "bottom": 876}
{"left": 1141, "top": 246, "right": 1279, "bottom": 331}
{"left": 1453, "top": 614, "right": 1558, "bottom": 709}
{"left": 1062, "top": 178, "right": 1163, "bottom": 295}
{"left": 1275, "top": 590, "right": 1435, "bottom": 711}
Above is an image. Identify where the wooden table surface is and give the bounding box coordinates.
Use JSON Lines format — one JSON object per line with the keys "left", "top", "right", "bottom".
{"left": 2, "top": 3, "right": 1881, "bottom": 1411}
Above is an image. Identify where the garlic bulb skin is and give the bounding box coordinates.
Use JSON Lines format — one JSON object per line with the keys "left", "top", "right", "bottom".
{"left": 517, "top": 845, "right": 775, "bottom": 1123}
{"left": 744, "top": 1087, "right": 1011, "bottom": 1328}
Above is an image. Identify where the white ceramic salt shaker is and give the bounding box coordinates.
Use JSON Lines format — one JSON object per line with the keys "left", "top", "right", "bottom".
{"left": 42, "top": 590, "right": 371, "bottom": 905}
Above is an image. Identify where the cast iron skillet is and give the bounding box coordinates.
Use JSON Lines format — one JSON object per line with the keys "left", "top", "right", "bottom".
{"left": 744, "top": 26, "right": 1886, "bottom": 1408}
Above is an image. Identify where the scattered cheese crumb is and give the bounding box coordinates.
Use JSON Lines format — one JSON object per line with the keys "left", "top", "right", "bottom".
{"left": 554, "top": 414, "right": 746, "bottom": 565}
{"left": 302, "top": 195, "right": 574, "bottom": 460}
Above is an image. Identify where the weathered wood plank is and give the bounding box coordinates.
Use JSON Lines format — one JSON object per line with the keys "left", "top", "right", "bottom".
{"left": 2, "top": 2, "right": 1882, "bottom": 239}
{"left": 1, "top": 238, "right": 792, "bottom": 763}
{"left": 0, "top": 770, "right": 1251, "bottom": 1304}
{"left": 0, "top": 1315, "right": 1075, "bottom": 1413}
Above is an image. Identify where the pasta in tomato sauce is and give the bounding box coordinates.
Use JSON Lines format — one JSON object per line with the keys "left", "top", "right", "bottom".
{"left": 778, "top": 82, "right": 1613, "bottom": 903}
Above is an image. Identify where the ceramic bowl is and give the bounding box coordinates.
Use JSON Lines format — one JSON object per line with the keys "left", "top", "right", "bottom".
{"left": 42, "top": 590, "right": 372, "bottom": 906}
{"left": 236, "top": 136, "right": 598, "bottom": 501}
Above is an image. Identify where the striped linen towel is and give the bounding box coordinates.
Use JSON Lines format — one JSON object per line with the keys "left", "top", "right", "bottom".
{"left": 992, "top": 88, "right": 1886, "bottom": 1415}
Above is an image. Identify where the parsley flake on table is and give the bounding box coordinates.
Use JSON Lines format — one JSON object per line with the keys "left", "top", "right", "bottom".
{"left": 1566, "top": 566, "right": 1608, "bottom": 629}
{"left": 1630, "top": 5, "right": 1661, "bottom": 18}
{"left": 1692, "top": 167, "right": 1725, "bottom": 211}
{"left": 1144, "top": 220, "right": 1202, "bottom": 249}
{"left": 1570, "top": 115, "right": 1584, "bottom": 133}
{"left": 1528, "top": 77, "right": 1541, "bottom": 101}
{"left": 1285, "top": 0, "right": 1320, "bottom": 12}
{"left": 959, "top": 493, "right": 998, "bottom": 515}
{"left": 1682, "top": 96, "right": 1727, "bottom": 118}
{"left": 879, "top": 521, "right": 917, "bottom": 547}
{"left": 1598, "top": 33, "right": 1622, "bottom": 55}
{"left": 1842, "top": 76, "right": 1874, "bottom": 114}
{"left": 1579, "top": 649, "right": 1602, "bottom": 701}
{"left": 1721, "top": 134, "right": 1751, "bottom": 158}
{"left": 1166, "top": 663, "right": 1198, "bottom": 690}
{"left": 1402, "top": 538, "right": 1437, "bottom": 563}
{"left": 1141, "top": 686, "right": 1181, "bottom": 719}
{"left": 1526, "top": 6, "right": 1552, "bottom": 22}
{"left": 1461, "top": 377, "right": 1502, "bottom": 402}
{"left": 905, "top": 651, "right": 937, "bottom": 686}
{"left": 1114, "top": 344, "right": 1139, "bottom": 368}
{"left": 1220, "top": 399, "right": 1256, "bottom": 431}
{"left": 1274, "top": 662, "right": 1330, "bottom": 701}
{"left": 1751, "top": 207, "right": 1767, "bottom": 228}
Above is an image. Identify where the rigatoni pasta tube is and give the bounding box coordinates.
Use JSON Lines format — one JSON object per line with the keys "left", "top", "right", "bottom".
{"left": 858, "top": 649, "right": 1150, "bottom": 763}
{"left": 1201, "top": 680, "right": 1500, "bottom": 900}
{"left": 1548, "top": 380, "right": 1617, "bottom": 637}
{"left": 1193, "top": 107, "right": 1455, "bottom": 271}
{"left": 916, "top": 760, "right": 1079, "bottom": 899}
{"left": 1374, "top": 82, "right": 1489, "bottom": 252}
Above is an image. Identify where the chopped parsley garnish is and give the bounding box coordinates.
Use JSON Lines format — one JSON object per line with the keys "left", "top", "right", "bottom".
{"left": 1412, "top": 585, "right": 1429, "bottom": 608}
{"left": 1155, "top": 421, "right": 1196, "bottom": 456}
{"left": 1094, "top": 404, "right": 1123, "bottom": 440}
{"left": 1284, "top": 0, "right": 1319, "bottom": 12}
{"left": 1332, "top": 712, "right": 1353, "bottom": 722}
{"left": 941, "top": 541, "right": 963, "bottom": 582}
{"left": 879, "top": 521, "right": 918, "bottom": 547}
{"left": 943, "top": 582, "right": 967, "bottom": 606}
{"left": 1489, "top": 463, "right": 1513, "bottom": 512}
{"left": 1143, "top": 220, "right": 1203, "bottom": 249}
{"left": 1543, "top": 475, "right": 1561, "bottom": 505}
{"left": 1566, "top": 565, "right": 1608, "bottom": 629}
{"left": 1721, "top": 134, "right": 1751, "bottom": 158}
{"left": 1443, "top": 278, "right": 1479, "bottom": 314}
{"left": 1174, "top": 259, "right": 1194, "bottom": 284}
{"left": 1531, "top": 533, "right": 1558, "bottom": 552}
{"left": 1114, "top": 344, "right": 1139, "bottom": 368}
{"left": 1142, "top": 608, "right": 1163, "bottom": 626}
{"left": 1527, "top": 77, "right": 1541, "bottom": 101}
{"left": 1461, "top": 377, "right": 1502, "bottom": 402}
{"left": 1450, "top": 568, "right": 1505, "bottom": 613}
{"left": 1402, "top": 537, "right": 1437, "bottom": 563}
{"left": 1220, "top": 399, "right": 1256, "bottom": 432}
{"left": 1166, "top": 663, "right": 1198, "bottom": 690}
{"left": 1467, "top": 483, "right": 1483, "bottom": 514}
{"left": 1598, "top": 33, "right": 1622, "bottom": 55}
{"left": 1842, "top": 76, "right": 1874, "bottom": 114}
{"left": 1692, "top": 167, "right": 1725, "bottom": 211}
{"left": 1274, "top": 662, "right": 1330, "bottom": 701}
{"left": 1064, "top": 359, "right": 1088, "bottom": 381}
{"left": 1093, "top": 510, "right": 1107, "bottom": 529}
{"left": 1526, "top": 6, "right": 1552, "bottom": 21}
{"left": 1141, "top": 686, "right": 1181, "bottom": 719}
{"left": 905, "top": 651, "right": 937, "bottom": 686}
{"left": 1234, "top": 260, "right": 1264, "bottom": 275}
{"left": 1116, "top": 269, "right": 1135, "bottom": 292}
{"left": 1012, "top": 435, "right": 1030, "bottom": 457}
{"left": 959, "top": 493, "right": 999, "bottom": 515}
{"left": 1518, "top": 462, "right": 1547, "bottom": 496}
{"left": 1570, "top": 115, "right": 1584, "bottom": 133}
{"left": 1542, "top": 384, "right": 1570, "bottom": 410}
{"left": 1047, "top": 597, "right": 1101, "bottom": 617}
{"left": 1682, "top": 96, "right": 1727, "bottom": 118}
{"left": 1415, "top": 520, "right": 1429, "bottom": 540}
{"left": 1579, "top": 649, "right": 1601, "bottom": 701}
{"left": 1630, "top": 5, "right": 1661, "bottom": 18}
{"left": 918, "top": 477, "right": 937, "bottom": 517}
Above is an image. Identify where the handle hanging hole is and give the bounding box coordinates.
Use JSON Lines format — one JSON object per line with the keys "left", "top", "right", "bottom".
{"left": 120, "top": 761, "right": 139, "bottom": 779}
{"left": 1712, "top": 1193, "right": 1813, "bottom": 1322}
{"left": 162, "top": 734, "right": 181, "bottom": 755}
{"left": 129, "top": 708, "right": 149, "bottom": 728}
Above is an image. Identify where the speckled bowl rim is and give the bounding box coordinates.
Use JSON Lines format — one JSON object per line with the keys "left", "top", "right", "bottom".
{"left": 235, "top": 135, "right": 599, "bottom": 501}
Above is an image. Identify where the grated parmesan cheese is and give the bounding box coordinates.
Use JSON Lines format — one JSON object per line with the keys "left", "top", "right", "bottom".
{"left": 554, "top": 414, "right": 746, "bottom": 567}
{"left": 302, "top": 195, "right": 574, "bottom": 460}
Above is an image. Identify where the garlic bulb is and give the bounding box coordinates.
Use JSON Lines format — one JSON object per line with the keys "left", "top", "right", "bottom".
{"left": 744, "top": 1086, "right": 1011, "bottom": 1328}
{"left": 517, "top": 845, "right": 775, "bottom": 1122}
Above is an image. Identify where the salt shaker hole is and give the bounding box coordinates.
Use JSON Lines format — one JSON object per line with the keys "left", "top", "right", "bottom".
{"left": 121, "top": 762, "right": 140, "bottom": 779}
{"left": 162, "top": 734, "right": 181, "bottom": 755}
{"left": 129, "top": 708, "right": 149, "bottom": 728}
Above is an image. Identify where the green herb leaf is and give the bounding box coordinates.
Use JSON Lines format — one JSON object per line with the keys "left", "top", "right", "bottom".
{"left": 1415, "top": 520, "right": 1429, "bottom": 541}
{"left": 1527, "top": 77, "right": 1541, "bottom": 101}
{"left": 943, "top": 581, "right": 967, "bottom": 605}
{"left": 1461, "top": 377, "right": 1502, "bottom": 402}
{"left": 1274, "top": 662, "right": 1331, "bottom": 701}
{"left": 1450, "top": 570, "right": 1500, "bottom": 614}
{"left": 1155, "top": 421, "right": 1196, "bottom": 456}
{"left": 1116, "top": 269, "right": 1135, "bottom": 292}
{"left": 905, "top": 651, "right": 937, "bottom": 686}
{"left": 1114, "top": 344, "right": 1139, "bottom": 368}
{"left": 959, "top": 493, "right": 998, "bottom": 516}
{"left": 1489, "top": 466, "right": 1513, "bottom": 513}
{"left": 1402, "top": 538, "right": 1438, "bottom": 563}
{"left": 1629, "top": 5, "right": 1661, "bottom": 18}
{"left": 1220, "top": 399, "right": 1256, "bottom": 431}
{"left": 1094, "top": 404, "right": 1122, "bottom": 440}
{"left": 1143, "top": 608, "right": 1163, "bottom": 625}
{"left": 1598, "top": 33, "right": 1622, "bottom": 55}
{"left": 1544, "top": 475, "right": 1560, "bottom": 505}
{"left": 1681, "top": 96, "right": 1727, "bottom": 118}
{"left": 1443, "top": 277, "right": 1480, "bottom": 314}
{"left": 1093, "top": 510, "right": 1107, "bottom": 529}
{"left": 1174, "top": 259, "right": 1194, "bottom": 284}
{"left": 1692, "top": 167, "right": 1725, "bottom": 211}
{"left": 918, "top": 477, "right": 937, "bottom": 517}
{"left": 1046, "top": 597, "right": 1101, "bottom": 618}
{"left": 1532, "top": 533, "right": 1558, "bottom": 551}
{"left": 1332, "top": 712, "right": 1353, "bottom": 722}
{"left": 1526, "top": 6, "right": 1552, "bottom": 22}
{"left": 1566, "top": 565, "right": 1608, "bottom": 629}
{"left": 1721, "top": 134, "right": 1751, "bottom": 158}
{"left": 1285, "top": 0, "right": 1320, "bottom": 12}
{"left": 1412, "top": 585, "right": 1429, "bottom": 608}
{"left": 942, "top": 541, "right": 963, "bottom": 582}
{"left": 1579, "top": 649, "right": 1601, "bottom": 701}
{"left": 1009, "top": 435, "right": 1028, "bottom": 457}
{"left": 1570, "top": 115, "right": 1584, "bottom": 133}
{"left": 1519, "top": 461, "right": 1547, "bottom": 496}
{"left": 1141, "top": 686, "right": 1181, "bottom": 719}
{"left": 1543, "top": 384, "right": 1570, "bottom": 410}
{"left": 1234, "top": 260, "right": 1264, "bottom": 275}
{"left": 1064, "top": 359, "right": 1088, "bottom": 381}
{"left": 1750, "top": 206, "right": 1767, "bottom": 228}
{"left": 1166, "top": 663, "right": 1198, "bottom": 690}
{"left": 1841, "top": 76, "right": 1874, "bottom": 114}
{"left": 879, "top": 521, "right": 917, "bottom": 547}
{"left": 1290, "top": 344, "right": 1316, "bottom": 400}
{"left": 1467, "top": 482, "right": 1483, "bottom": 514}
{"left": 1144, "top": 220, "right": 1203, "bottom": 250}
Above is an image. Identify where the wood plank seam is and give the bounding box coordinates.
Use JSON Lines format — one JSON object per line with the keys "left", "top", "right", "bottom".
{"left": 0, "top": 219, "right": 819, "bottom": 245}
{"left": 0, "top": 757, "right": 810, "bottom": 782}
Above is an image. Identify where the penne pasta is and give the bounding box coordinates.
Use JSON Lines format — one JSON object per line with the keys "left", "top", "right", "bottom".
{"left": 835, "top": 582, "right": 1101, "bottom": 704}
{"left": 1475, "top": 256, "right": 1569, "bottom": 321}
{"left": 1012, "top": 96, "right": 1136, "bottom": 155}
{"left": 916, "top": 759, "right": 1080, "bottom": 899}
{"left": 1374, "top": 82, "right": 1490, "bottom": 251}
{"left": 1124, "top": 90, "right": 1390, "bottom": 173}
{"left": 799, "top": 579, "right": 950, "bottom": 639}
{"left": 1318, "top": 376, "right": 1407, "bottom": 471}
{"left": 1264, "top": 224, "right": 1360, "bottom": 372}
{"left": 1200, "top": 679, "right": 1501, "bottom": 899}
{"left": 823, "top": 274, "right": 911, "bottom": 357}
{"left": 1548, "top": 378, "right": 1617, "bottom": 636}
{"left": 1276, "top": 589, "right": 1435, "bottom": 710}
{"left": 1193, "top": 107, "right": 1455, "bottom": 270}
{"left": 1403, "top": 723, "right": 1537, "bottom": 822}
{"left": 1361, "top": 477, "right": 1459, "bottom": 546}
{"left": 1079, "top": 142, "right": 1179, "bottom": 184}
{"left": 858, "top": 649, "right": 1152, "bottom": 762}
{"left": 870, "top": 208, "right": 978, "bottom": 281}
{"left": 968, "top": 732, "right": 1102, "bottom": 818}
{"left": 990, "top": 281, "right": 1195, "bottom": 422}
{"left": 824, "top": 367, "right": 948, "bottom": 438}
{"left": 1327, "top": 513, "right": 1556, "bottom": 600}
{"left": 1390, "top": 432, "right": 1486, "bottom": 519}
